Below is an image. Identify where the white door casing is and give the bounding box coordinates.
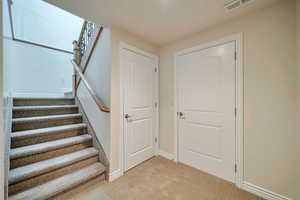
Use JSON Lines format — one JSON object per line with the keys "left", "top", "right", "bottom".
{"left": 176, "top": 41, "right": 237, "bottom": 182}
{"left": 120, "top": 44, "right": 159, "bottom": 172}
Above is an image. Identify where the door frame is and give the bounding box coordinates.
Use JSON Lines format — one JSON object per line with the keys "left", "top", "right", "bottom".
{"left": 119, "top": 42, "right": 159, "bottom": 175}
{"left": 173, "top": 33, "right": 244, "bottom": 187}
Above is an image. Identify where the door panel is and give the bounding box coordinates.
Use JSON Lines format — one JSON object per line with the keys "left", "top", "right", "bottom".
{"left": 122, "top": 48, "right": 156, "bottom": 171}
{"left": 180, "top": 56, "right": 221, "bottom": 112}
{"left": 129, "top": 118, "right": 152, "bottom": 155}
{"left": 129, "top": 59, "right": 153, "bottom": 108}
{"left": 182, "top": 123, "right": 222, "bottom": 159}
{"left": 177, "top": 42, "right": 236, "bottom": 182}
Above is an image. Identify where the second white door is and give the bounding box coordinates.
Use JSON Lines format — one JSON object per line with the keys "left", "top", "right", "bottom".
{"left": 177, "top": 41, "right": 236, "bottom": 182}
{"left": 122, "top": 47, "right": 158, "bottom": 171}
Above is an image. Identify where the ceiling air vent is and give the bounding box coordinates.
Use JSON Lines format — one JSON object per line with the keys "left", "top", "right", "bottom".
{"left": 225, "top": 0, "right": 255, "bottom": 12}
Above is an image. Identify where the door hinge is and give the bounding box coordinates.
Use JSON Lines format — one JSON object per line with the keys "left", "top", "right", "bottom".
{"left": 234, "top": 52, "right": 237, "bottom": 61}
{"left": 155, "top": 137, "right": 158, "bottom": 143}
{"left": 155, "top": 67, "right": 158, "bottom": 72}
{"left": 235, "top": 164, "right": 237, "bottom": 173}
{"left": 155, "top": 102, "right": 158, "bottom": 108}
{"left": 8, "top": 0, "right": 13, "bottom": 5}
{"left": 235, "top": 108, "right": 237, "bottom": 117}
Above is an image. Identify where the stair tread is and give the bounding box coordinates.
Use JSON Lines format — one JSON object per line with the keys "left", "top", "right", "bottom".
{"left": 13, "top": 105, "right": 78, "bottom": 110}
{"left": 10, "top": 135, "right": 92, "bottom": 159}
{"left": 9, "top": 148, "right": 99, "bottom": 184}
{"left": 12, "top": 113, "right": 82, "bottom": 123}
{"left": 8, "top": 163, "right": 105, "bottom": 200}
{"left": 11, "top": 124, "right": 87, "bottom": 140}
{"left": 13, "top": 97, "right": 75, "bottom": 100}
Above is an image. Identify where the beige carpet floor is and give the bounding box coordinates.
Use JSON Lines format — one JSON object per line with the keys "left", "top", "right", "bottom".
{"left": 54, "top": 156, "right": 263, "bottom": 200}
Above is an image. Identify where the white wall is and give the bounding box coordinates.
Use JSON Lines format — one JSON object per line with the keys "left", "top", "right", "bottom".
{"left": 159, "top": 1, "right": 297, "bottom": 199}
{"left": 4, "top": 38, "right": 73, "bottom": 97}
{"left": 2, "top": 0, "right": 81, "bottom": 98}
{"left": 2, "top": 0, "right": 9, "bottom": 96}
{"left": 0, "top": 1, "right": 5, "bottom": 199}
{"left": 2, "top": 0, "right": 10, "bottom": 38}
{"left": 11, "top": 0, "right": 83, "bottom": 52}
{"left": 77, "top": 26, "right": 112, "bottom": 160}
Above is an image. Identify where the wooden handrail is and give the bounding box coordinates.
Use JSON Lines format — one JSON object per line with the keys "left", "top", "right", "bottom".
{"left": 71, "top": 60, "right": 110, "bottom": 113}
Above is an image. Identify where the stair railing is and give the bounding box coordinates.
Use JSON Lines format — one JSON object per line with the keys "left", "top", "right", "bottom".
{"left": 72, "top": 21, "right": 110, "bottom": 113}
{"left": 71, "top": 60, "right": 110, "bottom": 112}
{"left": 73, "top": 21, "right": 103, "bottom": 71}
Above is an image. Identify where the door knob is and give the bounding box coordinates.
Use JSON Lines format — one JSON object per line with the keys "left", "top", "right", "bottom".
{"left": 125, "top": 114, "right": 134, "bottom": 122}
{"left": 124, "top": 114, "right": 131, "bottom": 119}
{"left": 177, "top": 112, "right": 185, "bottom": 119}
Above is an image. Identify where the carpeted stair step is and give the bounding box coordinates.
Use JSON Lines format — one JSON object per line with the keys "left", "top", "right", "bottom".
{"left": 13, "top": 97, "right": 75, "bottom": 106}
{"left": 13, "top": 105, "right": 79, "bottom": 118}
{"left": 8, "top": 97, "right": 106, "bottom": 200}
{"left": 8, "top": 156, "right": 99, "bottom": 195}
{"left": 9, "top": 148, "right": 99, "bottom": 185}
{"left": 10, "top": 135, "right": 92, "bottom": 168}
{"left": 8, "top": 163, "right": 105, "bottom": 200}
{"left": 11, "top": 123, "right": 87, "bottom": 148}
{"left": 12, "top": 114, "right": 83, "bottom": 132}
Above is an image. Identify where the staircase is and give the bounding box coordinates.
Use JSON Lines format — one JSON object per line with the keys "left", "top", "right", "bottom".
{"left": 8, "top": 97, "right": 106, "bottom": 200}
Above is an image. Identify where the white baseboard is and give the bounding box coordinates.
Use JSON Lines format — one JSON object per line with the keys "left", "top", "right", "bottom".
{"left": 109, "top": 169, "right": 123, "bottom": 182}
{"left": 158, "top": 150, "right": 175, "bottom": 160}
{"left": 242, "top": 182, "right": 292, "bottom": 200}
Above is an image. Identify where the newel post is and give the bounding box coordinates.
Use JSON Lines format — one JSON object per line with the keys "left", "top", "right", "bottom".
{"left": 72, "top": 40, "right": 80, "bottom": 97}
{"left": 73, "top": 40, "right": 81, "bottom": 65}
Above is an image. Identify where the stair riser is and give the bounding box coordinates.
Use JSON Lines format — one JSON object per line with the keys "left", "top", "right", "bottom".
{"left": 13, "top": 99, "right": 75, "bottom": 106}
{"left": 9, "top": 156, "right": 99, "bottom": 195}
{"left": 12, "top": 117, "right": 82, "bottom": 132}
{"left": 13, "top": 107, "right": 79, "bottom": 118}
{"left": 10, "top": 142, "right": 93, "bottom": 169}
{"left": 11, "top": 128, "right": 87, "bottom": 148}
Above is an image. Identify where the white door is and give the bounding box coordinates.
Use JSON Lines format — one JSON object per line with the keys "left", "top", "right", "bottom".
{"left": 177, "top": 42, "right": 236, "bottom": 182}
{"left": 122, "top": 47, "right": 157, "bottom": 171}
